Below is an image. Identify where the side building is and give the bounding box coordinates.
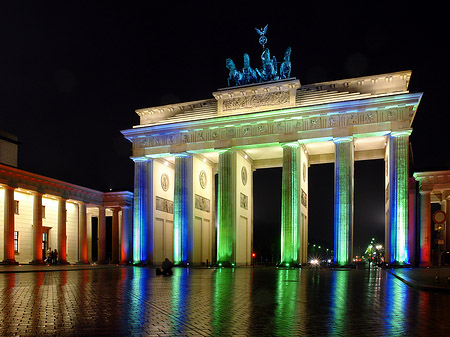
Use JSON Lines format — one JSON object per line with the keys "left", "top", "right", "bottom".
{"left": 0, "top": 132, "right": 133, "bottom": 265}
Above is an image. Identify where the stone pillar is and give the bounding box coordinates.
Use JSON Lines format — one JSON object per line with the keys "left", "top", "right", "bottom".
{"left": 419, "top": 190, "right": 432, "bottom": 266}
{"left": 97, "top": 206, "right": 106, "bottom": 264}
{"left": 133, "top": 158, "right": 150, "bottom": 264}
{"left": 387, "top": 131, "right": 410, "bottom": 264}
{"left": 2, "top": 186, "right": 17, "bottom": 264}
{"left": 173, "top": 154, "right": 193, "bottom": 265}
{"left": 78, "top": 202, "right": 88, "bottom": 264}
{"left": 120, "top": 206, "right": 130, "bottom": 264}
{"left": 217, "top": 150, "right": 236, "bottom": 265}
{"left": 111, "top": 208, "right": 119, "bottom": 264}
{"left": 333, "top": 137, "right": 354, "bottom": 266}
{"left": 280, "top": 142, "right": 301, "bottom": 265}
{"left": 57, "top": 197, "right": 68, "bottom": 264}
{"left": 445, "top": 195, "right": 450, "bottom": 251}
{"left": 31, "top": 192, "right": 43, "bottom": 264}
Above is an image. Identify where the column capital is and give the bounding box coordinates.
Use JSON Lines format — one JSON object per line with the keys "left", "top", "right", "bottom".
{"left": 333, "top": 136, "right": 353, "bottom": 143}
{"left": 131, "top": 156, "right": 149, "bottom": 163}
{"left": 391, "top": 130, "right": 412, "bottom": 138}
{"left": 419, "top": 189, "right": 432, "bottom": 196}
{"left": 281, "top": 141, "right": 300, "bottom": 148}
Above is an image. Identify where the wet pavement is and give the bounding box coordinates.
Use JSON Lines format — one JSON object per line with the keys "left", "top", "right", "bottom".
{"left": 1, "top": 266, "right": 450, "bottom": 336}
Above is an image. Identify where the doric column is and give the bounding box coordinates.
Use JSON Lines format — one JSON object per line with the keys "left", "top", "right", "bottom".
{"left": 419, "top": 190, "right": 432, "bottom": 266}
{"left": 217, "top": 150, "right": 236, "bottom": 265}
{"left": 120, "top": 206, "right": 130, "bottom": 264}
{"left": 57, "top": 197, "right": 68, "bottom": 264}
{"left": 111, "top": 208, "right": 120, "bottom": 264}
{"left": 97, "top": 206, "right": 106, "bottom": 263}
{"left": 445, "top": 194, "right": 450, "bottom": 251}
{"left": 78, "top": 202, "right": 88, "bottom": 264}
{"left": 333, "top": 137, "right": 354, "bottom": 266}
{"left": 2, "top": 186, "right": 16, "bottom": 264}
{"left": 387, "top": 131, "right": 410, "bottom": 264}
{"left": 133, "top": 158, "right": 150, "bottom": 264}
{"left": 31, "top": 192, "right": 44, "bottom": 264}
{"left": 280, "top": 142, "right": 301, "bottom": 265}
{"left": 173, "top": 154, "right": 193, "bottom": 265}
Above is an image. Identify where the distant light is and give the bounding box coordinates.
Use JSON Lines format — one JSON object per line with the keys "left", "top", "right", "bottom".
{"left": 218, "top": 263, "right": 222, "bottom": 267}
{"left": 231, "top": 263, "right": 235, "bottom": 267}
{"left": 327, "top": 259, "right": 331, "bottom": 263}
{"left": 376, "top": 245, "right": 382, "bottom": 250}
{"left": 186, "top": 262, "right": 189, "bottom": 266}
{"left": 252, "top": 253, "right": 256, "bottom": 258}
{"left": 109, "top": 188, "right": 112, "bottom": 191}
{"left": 311, "top": 259, "right": 319, "bottom": 265}
{"left": 285, "top": 263, "right": 290, "bottom": 267}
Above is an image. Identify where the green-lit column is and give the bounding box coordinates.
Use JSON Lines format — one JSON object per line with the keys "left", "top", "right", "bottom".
{"left": 333, "top": 137, "right": 354, "bottom": 266}
{"left": 387, "top": 131, "right": 411, "bottom": 264}
{"left": 217, "top": 150, "right": 236, "bottom": 265}
{"left": 281, "top": 142, "right": 301, "bottom": 265}
{"left": 173, "top": 154, "right": 193, "bottom": 265}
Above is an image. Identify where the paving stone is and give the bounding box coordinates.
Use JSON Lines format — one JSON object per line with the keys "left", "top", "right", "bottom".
{"left": 1, "top": 267, "right": 450, "bottom": 336}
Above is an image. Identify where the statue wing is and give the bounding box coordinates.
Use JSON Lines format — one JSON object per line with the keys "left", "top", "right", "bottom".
{"left": 262, "top": 24, "right": 268, "bottom": 35}
{"left": 255, "top": 27, "right": 263, "bottom": 36}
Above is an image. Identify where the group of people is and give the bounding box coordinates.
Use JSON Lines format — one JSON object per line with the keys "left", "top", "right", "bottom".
{"left": 45, "top": 248, "right": 58, "bottom": 265}
{"left": 156, "top": 258, "right": 174, "bottom": 276}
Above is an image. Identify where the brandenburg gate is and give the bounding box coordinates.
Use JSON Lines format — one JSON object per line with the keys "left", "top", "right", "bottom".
{"left": 122, "top": 70, "right": 422, "bottom": 267}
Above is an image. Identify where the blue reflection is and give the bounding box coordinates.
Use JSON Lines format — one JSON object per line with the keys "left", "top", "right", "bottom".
{"left": 384, "top": 273, "right": 407, "bottom": 334}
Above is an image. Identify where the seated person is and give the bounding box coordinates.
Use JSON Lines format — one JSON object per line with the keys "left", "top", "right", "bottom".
{"left": 161, "top": 258, "right": 174, "bottom": 276}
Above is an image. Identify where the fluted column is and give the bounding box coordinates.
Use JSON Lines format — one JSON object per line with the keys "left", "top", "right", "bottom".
{"left": 419, "top": 190, "right": 432, "bottom": 266}
{"left": 387, "top": 131, "right": 410, "bottom": 264}
{"left": 333, "top": 137, "right": 354, "bottom": 266}
{"left": 97, "top": 206, "right": 106, "bottom": 263}
{"left": 2, "top": 186, "right": 16, "bottom": 264}
{"left": 31, "top": 192, "right": 44, "bottom": 264}
{"left": 133, "top": 158, "right": 150, "bottom": 264}
{"left": 281, "top": 142, "right": 301, "bottom": 265}
{"left": 173, "top": 154, "right": 193, "bottom": 265}
{"left": 57, "top": 197, "right": 68, "bottom": 264}
{"left": 111, "top": 208, "right": 120, "bottom": 264}
{"left": 78, "top": 202, "right": 88, "bottom": 264}
{"left": 217, "top": 150, "right": 236, "bottom": 265}
{"left": 120, "top": 206, "right": 130, "bottom": 264}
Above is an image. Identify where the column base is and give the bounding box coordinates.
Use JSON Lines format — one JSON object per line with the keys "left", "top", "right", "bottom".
{"left": 76, "top": 260, "right": 90, "bottom": 265}
{"left": 1, "top": 259, "right": 19, "bottom": 265}
{"left": 58, "top": 260, "right": 70, "bottom": 265}
{"left": 29, "top": 260, "right": 45, "bottom": 265}
{"left": 419, "top": 261, "right": 433, "bottom": 267}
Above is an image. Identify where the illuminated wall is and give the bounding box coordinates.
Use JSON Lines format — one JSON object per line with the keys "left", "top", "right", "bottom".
{"left": 333, "top": 137, "right": 354, "bottom": 265}
{"left": 387, "top": 131, "right": 410, "bottom": 264}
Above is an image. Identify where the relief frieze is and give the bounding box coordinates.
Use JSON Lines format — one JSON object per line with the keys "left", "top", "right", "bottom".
{"left": 222, "top": 91, "right": 290, "bottom": 112}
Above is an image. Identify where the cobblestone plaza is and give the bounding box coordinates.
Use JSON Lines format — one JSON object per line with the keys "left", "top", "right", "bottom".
{"left": 1, "top": 266, "right": 450, "bottom": 336}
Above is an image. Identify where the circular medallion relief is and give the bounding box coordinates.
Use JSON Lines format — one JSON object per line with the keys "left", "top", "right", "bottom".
{"left": 241, "top": 166, "right": 248, "bottom": 186}
{"left": 199, "top": 170, "right": 207, "bottom": 189}
{"left": 161, "top": 173, "right": 169, "bottom": 192}
{"left": 303, "top": 163, "right": 307, "bottom": 182}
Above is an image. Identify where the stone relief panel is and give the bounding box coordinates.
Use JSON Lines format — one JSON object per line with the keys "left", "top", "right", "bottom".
{"left": 222, "top": 91, "right": 290, "bottom": 112}
{"left": 301, "top": 189, "right": 307, "bottom": 208}
{"left": 195, "top": 194, "right": 210, "bottom": 212}
{"left": 156, "top": 196, "right": 174, "bottom": 214}
{"left": 240, "top": 192, "right": 248, "bottom": 210}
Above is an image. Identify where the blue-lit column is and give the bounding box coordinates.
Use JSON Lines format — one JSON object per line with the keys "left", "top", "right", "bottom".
{"left": 217, "top": 150, "right": 236, "bottom": 265}
{"left": 173, "top": 154, "right": 193, "bottom": 265}
{"left": 333, "top": 137, "right": 354, "bottom": 266}
{"left": 281, "top": 142, "right": 301, "bottom": 265}
{"left": 133, "top": 157, "right": 151, "bottom": 264}
{"left": 387, "top": 131, "right": 411, "bottom": 264}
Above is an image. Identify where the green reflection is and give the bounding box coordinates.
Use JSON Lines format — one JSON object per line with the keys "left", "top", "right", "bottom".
{"left": 213, "top": 269, "right": 234, "bottom": 335}
{"left": 275, "top": 269, "right": 299, "bottom": 335}
{"left": 331, "top": 270, "right": 349, "bottom": 335}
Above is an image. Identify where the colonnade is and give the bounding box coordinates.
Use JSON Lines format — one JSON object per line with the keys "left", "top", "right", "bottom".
{"left": 0, "top": 178, "right": 132, "bottom": 265}
{"left": 132, "top": 131, "right": 411, "bottom": 266}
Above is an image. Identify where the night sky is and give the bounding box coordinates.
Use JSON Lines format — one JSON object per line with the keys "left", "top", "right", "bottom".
{"left": 2, "top": 3, "right": 448, "bottom": 258}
